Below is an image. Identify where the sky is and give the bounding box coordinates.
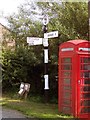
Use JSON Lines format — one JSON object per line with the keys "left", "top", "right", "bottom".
{"left": 0, "top": 0, "right": 88, "bottom": 16}
{"left": 0, "top": 0, "right": 88, "bottom": 26}
{"left": 0, "top": 0, "right": 27, "bottom": 15}
{"left": 0, "top": 0, "right": 57, "bottom": 17}
{"left": 0, "top": 0, "right": 25, "bottom": 26}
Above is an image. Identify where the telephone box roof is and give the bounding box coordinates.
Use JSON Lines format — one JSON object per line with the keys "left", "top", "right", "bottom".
{"left": 67, "top": 39, "right": 88, "bottom": 45}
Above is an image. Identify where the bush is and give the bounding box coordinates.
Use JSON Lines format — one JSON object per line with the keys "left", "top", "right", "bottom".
{"left": 2, "top": 47, "right": 58, "bottom": 102}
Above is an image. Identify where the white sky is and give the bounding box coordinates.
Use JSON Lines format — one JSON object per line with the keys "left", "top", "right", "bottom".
{"left": 0, "top": 0, "right": 25, "bottom": 26}
{"left": 0, "top": 0, "right": 88, "bottom": 15}
{"left": 0, "top": 0, "right": 26, "bottom": 15}
{"left": 0, "top": 0, "right": 88, "bottom": 14}
{"left": 0, "top": 0, "right": 88, "bottom": 26}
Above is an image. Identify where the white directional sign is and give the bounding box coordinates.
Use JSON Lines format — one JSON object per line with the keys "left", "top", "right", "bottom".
{"left": 44, "top": 31, "right": 58, "bottom": 39}
{"left": 27, "top": 37, "right": 42, "bottom": 46}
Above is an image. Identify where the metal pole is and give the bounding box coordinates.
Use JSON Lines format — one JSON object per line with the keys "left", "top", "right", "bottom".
{"left": 43, "top": 25, "right": 49, "bottom": 103}
{"left": 88, "top": 0, "right": 90, "bottom": 41}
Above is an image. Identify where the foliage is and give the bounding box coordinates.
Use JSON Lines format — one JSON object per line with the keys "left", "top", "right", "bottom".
{"left": 6, "top": 2, "right": 88, "bottom": 64}
{"left": 36, "top": 2, "right": 88, "bottom": 63}
{"left": 57, "top": 2, "right": 88, "bottom": 40}
{"left": 2, "top": 2, "right": 88, "bottom": 98}
{"left": 2, "top": 46, "right": 43, "bottom": 91}
{"left": 37, "top": 2, "right": 88, "bottom": 40}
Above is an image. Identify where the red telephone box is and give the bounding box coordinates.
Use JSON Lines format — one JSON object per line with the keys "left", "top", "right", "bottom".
{"left": 58, "top": 39, "right": 90, "bottom": 119}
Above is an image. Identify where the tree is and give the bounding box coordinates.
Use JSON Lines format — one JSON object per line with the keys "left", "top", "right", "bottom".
{"left": 6, "top": 2, "right": 88, "bottom": 64}
{"left": 2, "top": 1, "right": 88, "bottom": 98}
{"left": 37, "top": 2, "right": 88, "bottom": 40}
{"left": 35, "top": 2, "right": 88, "bottom": 63}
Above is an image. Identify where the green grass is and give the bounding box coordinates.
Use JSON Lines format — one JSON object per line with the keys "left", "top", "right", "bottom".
{"left": 1, "top": 93, "right": 74, "bottom": 119}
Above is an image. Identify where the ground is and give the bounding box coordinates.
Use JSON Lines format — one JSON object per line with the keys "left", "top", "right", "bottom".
{"left": 2, "top": 107, "right": 26, "bottom": 118}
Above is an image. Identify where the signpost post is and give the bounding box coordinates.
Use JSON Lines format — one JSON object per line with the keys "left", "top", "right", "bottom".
{"left": 27, "top": 14, "right": 58, "bottom": 103}
{"left": 42, "top": 14, "right": 49, "bottom": 103}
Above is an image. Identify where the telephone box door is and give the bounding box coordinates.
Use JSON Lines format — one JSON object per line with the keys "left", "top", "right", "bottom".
{"left": 77, "top": 55, "right": 90, "bottom": 118}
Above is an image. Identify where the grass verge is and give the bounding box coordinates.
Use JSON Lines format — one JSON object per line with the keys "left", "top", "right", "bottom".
{"left": 1, "top": 94, "right": 74, "bottom": 119}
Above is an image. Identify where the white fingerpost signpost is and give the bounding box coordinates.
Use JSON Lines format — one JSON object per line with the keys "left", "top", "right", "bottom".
{"left": 27, "top": 14, "right": 58, "bottom": 103}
